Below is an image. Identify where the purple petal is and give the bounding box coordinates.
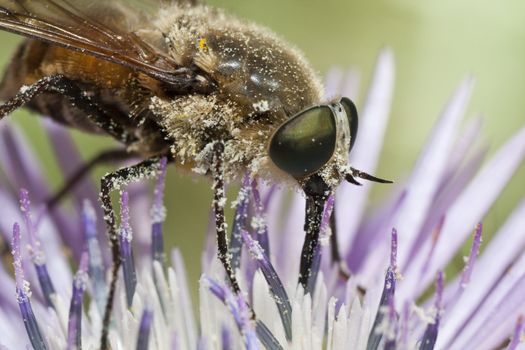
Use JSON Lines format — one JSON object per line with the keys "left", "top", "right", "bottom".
{"left": 419, "top": 272, "right": 444, "bottom": 350}
{"left": 251, "top": 179, "right": 270, "bottom": 256}
{"left": 81, "top": 200, "right": 107, "bottom": 314}
{"left": 366, "top": 266, "right": 396, "bottom": 350}
{"left": 203, "top": 277, "right": 262, "bottom": 350}
{"left": 41, "top": 119, "right": 104, "bottom": 244}
{"left": 0, "top": 126, "right": 49, "bottom": 200}
{"left": 119, "top": 191, "right": 137, "bottom": 307}
{"left": 231, "top": 174, "right": 251, "bottom": 271}
{"left": 0, "top": 125, "right": 79, "bottom": 255}
{"left": 128, "top": 182, "right": 151, "bottom": 262}
{"left": 201, "top": 211, "right": 218, "bottom": 274}
{"left": 41, "top": 119, "right": 98, "bottom": 202}
{"left": 456, "top": 274, "right": 525, "bottom": 349}
{"left": 255, "top": 321, "right": 282, "bottom": 350}
{"left": 0, "top": 265, "right": 17, "bottom": 314}
{"left": 402, "top": 123, "right": 525, "bottom": 300}
{"left": 153, "top": 157, "right": 168, "bottom": 211}
{"left": 308, "top": 195, "right": 334, "bottom": 293}
{"left": 418, "top": 216, "right": 445, "bottom": 279}
{"left": 20, "top": 189, "right": 56, "bottom": 308}
{"left": 394, "top": 78, "right": 474, "bottom": 272}
{"left": 459, "top": 223, "right": 482, "bottom": 288}
{"left": 366, "top": 229, "right": 398, "bottom": 350}
{"left": 66, "top": 252, "right": 88, "bottom": 350}
{"left": 445, "top": 251, "right": 525, "bottom": 349}
{"left": 171, "top": 249, "right": 198, "bottom": 348}
{"left": 151, "top": 157, "right": 168, "bottom": 265}
{"left": 0, "top": 191, "right": 63, "bottom": 303}
{"left": 439, "top": 198, "right": 525, "bottom": 346}
{"left": 320, "top": 195, "right": 335, "bottom": 239}
{"left": 506, "top": 316, "right": 524, "bottom": 350}
{"left": 11, "top": 223, "right": 47, "bottom": 350}
{"left": 136, "top": 308, "right": 154, "bottom": 350}
{"left": 390, "top": 228, "right": 398, "bottom": 270}
{"left": 221, "top": 324, "right": 232, "bottom": 350}
{"left": 383, "top": 295, "right": 398, "bottom": 350}
{"left": 171, "top": 332, "right": 179, "bottom": 350}
{"left": 18, "top": 297, "right": 48, "bottom": 350}
{"left": 12, "top": 223, "right": 24, "bottom": 290}
{"left": 438, "top": 117, "right": 483, "bottom": 191}
{"left": 235, "top": 294, "right": 259, "bottom": 350}
{"left": 274, "top": 191, "right": 304, "bottom": 282}
{"left": 349, "top": 191, "right": 406, "bottom": 285}
{"left": 240, "top": 229, "right": 292, "bottom": 341}
{"left": 398, "top": 301, "right": 410, "bottom": 349}
{"left": 407, "top": 145, "right": 487, "bottom": 264}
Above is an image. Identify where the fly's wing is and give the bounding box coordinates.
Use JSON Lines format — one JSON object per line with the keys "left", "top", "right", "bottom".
{"left": 0, "top": 0, "right": 204, "bottom": 86}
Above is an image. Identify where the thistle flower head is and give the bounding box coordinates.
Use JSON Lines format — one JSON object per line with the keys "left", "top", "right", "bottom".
{"left": 0, "top": 49, "right": 524, "bottom": 350}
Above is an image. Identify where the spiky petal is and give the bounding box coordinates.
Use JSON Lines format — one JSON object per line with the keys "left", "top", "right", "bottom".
{"left": 136, "top": 308, "right": 154, "bottom": 350}
{"left": 12, "top": 223, "right": 48, "bottom": 350}
{"left": 66, "top": 252, "right": 88, "bottom": 350}
{"left": 20, "top": 189, "right": 56, "bottom": 308}
{"left": 419, "top": 271, "right": 444, "bottom": 350}
{"left": 151, "top": 157, "right": 168, "bottom": 265}
{"left": 120, "top": 191, "right": 137, "bottom": 307}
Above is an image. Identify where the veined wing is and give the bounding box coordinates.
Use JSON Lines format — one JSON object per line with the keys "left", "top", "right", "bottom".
{"left": 0, "top": 0, "right": 193, "bottom": 85}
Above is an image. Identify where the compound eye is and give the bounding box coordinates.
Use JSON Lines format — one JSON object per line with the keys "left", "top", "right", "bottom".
{"left": 340, "top": 97, "right": 358, "bottom": 151}
{"left": 269, "top": 106, "right": 337, "bottom": 178}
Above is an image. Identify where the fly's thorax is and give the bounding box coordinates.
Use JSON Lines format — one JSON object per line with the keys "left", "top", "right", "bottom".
{"left": 152, "top": 3, "right": 325, "bottom": 184}
{"left": 159, "top": 3, "right": 323, "bottom": 117}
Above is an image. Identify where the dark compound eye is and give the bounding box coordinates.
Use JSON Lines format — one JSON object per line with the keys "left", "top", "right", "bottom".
{"left": 340, "top": 97, "right": 358, "bottom": 151}
{"left": 269, "top": 105, "right": 337, "bottom": 178}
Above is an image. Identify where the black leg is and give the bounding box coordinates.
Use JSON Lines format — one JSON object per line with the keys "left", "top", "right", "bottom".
{"left": 298, "top": 176, "right": 330, "bottom": 290}
{"left": 99, "top": 158, "right": 163, "bottom": 350}
{"left": 211, "top": 141, "right": 241, "bottom": 294}
{"left": 46, "top": 148, "right": 138, "bottom": 210}
{"left": 0, "top": 75, "right": 136, "bottom": 144}
{"left": 329, "top": 206, "right": 351, "bottom": 279}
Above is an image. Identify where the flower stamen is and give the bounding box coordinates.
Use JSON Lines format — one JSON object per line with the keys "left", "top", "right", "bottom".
{"left": 119, "top": 191, "right": 137, "bottom": 307}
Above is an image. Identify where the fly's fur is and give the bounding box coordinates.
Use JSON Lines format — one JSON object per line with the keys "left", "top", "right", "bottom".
{"left": 150, "top": 3, "right": 325, "bottom": 183}
{"left": 0, "top": 2, "right": 331, "bottom": 186}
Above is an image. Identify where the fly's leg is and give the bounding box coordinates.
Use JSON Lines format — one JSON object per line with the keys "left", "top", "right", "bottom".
{"left": 46, "top": 148, "right": 138, "bottom": 209}
{"left": 0, "top": 74, "right": 136, "bottom": 144}
{"left": 99, "top": 158, "right": 164, "bottom": 350}
{"left": 298, "top": 176, "right": 330, "bottom": 292}
{"left": 329, "top": 205, "right": 351, "bottom": 279}
{"left": 211, "top": 141, "right": 241, "bottom": 294}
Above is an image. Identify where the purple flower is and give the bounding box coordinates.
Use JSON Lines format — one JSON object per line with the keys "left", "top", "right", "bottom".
{"left": 0, "top": 48, "right": 524, "bottom": 349}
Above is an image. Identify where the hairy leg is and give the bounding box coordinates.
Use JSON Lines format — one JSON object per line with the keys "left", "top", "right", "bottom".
{"left": 329, "top": 206, "right": 351, "bottom": 279}
{"left": 99, "top": 158, "right": 163, "bottom": 349}
{"left": 46, "top": 148, "right": 138, "bottom": 209}
{"left": 298, "top": 176, "right": 330, "bottom": 292}
{"left": 211, "top": 141, "right": 241, "bottom": 294}
{"left": 0, "top": 75, "right": 136, "bottom": 144}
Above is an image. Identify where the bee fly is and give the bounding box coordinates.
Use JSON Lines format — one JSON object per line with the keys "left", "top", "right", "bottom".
{"left": 0, "top": 0, "right": 391, "bottom": 348}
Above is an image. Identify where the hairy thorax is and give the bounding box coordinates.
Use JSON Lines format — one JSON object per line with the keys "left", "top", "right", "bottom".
{"left": 150, "top": 4, "right": 324, "bottom": 182}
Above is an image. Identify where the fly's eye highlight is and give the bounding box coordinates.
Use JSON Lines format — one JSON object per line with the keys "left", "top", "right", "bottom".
{"left": 269, "top": 105, "right": 337, "bottom": 178}
{"left": 340, "top": 97, "right": 359, "bottom": 151}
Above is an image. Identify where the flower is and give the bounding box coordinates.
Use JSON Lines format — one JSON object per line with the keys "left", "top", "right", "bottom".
{"left": 0, "top": 48, "right": 524, "bottom": 350}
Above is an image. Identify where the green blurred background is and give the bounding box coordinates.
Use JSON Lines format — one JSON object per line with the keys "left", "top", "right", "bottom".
{"left": 0, "top": 0, "right": 524, "bottom": 282}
